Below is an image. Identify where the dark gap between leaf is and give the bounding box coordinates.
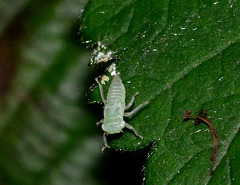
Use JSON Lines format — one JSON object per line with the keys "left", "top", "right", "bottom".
{"left": 93, "top": 144, "right": 152, "bottom": 185}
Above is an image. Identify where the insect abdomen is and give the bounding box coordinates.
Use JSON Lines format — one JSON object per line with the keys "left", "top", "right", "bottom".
{"left": 106, "top": 75, "right": 125, "bottom": 105}
{"left": 103, "top": 75, "right": 126, "bottom": 133}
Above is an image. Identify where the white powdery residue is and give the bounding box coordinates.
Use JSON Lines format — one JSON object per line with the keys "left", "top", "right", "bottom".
{"left": 95, "top": 51, "right": 114, "bottom": 63}
{"left": 90, "top": 42, "right": 116, "bottom": 65}
{"left": 107, "top": 63, "right": 119, "bottom": 76}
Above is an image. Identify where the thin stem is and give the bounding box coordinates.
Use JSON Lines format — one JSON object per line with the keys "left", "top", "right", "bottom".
{"left": 183, "top": 110, "right": 219, "bottom": 175}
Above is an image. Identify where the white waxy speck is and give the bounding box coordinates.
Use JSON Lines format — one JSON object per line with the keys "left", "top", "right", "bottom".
{"left": 107, "top": 63, "right": 119, "bottom": 76}
{"left": 85, "top": 40, "right": 92, "bottom": 43}
{"left": 169, "top": 129, "right": 175, "bottom": 134}
{"left": 219, "top": 77, "right": 223, "bottom": 81}
{"left": 195, "top": 129, "right": 202, "bottom": 134}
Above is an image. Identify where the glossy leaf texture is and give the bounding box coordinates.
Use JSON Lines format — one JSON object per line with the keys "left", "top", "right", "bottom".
{"left": 81, "top": 0, "right": 240, "bottom": 184}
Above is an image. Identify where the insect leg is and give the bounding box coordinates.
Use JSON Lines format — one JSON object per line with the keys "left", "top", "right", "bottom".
{"left": 125, "top": 122, "right": 143, "bottom": 139}
{"left": 95, "top": 77, "right": 106, "bottom": 105}
{"left": 102, "top": 132, "right": 110, "bottom": 152}
{"left": 124, "top": 101, "right": 150, "bottom": 118}
{"left": 125, "top": 92, "right": 139, "bottom": 110}
{"left": 96, "top": 119, "right": 104, "bottom": 126}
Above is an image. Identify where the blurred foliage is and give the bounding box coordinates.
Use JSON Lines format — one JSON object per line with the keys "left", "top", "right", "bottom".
{"left": 81, "top": 0, "right": 240, "bottom": 184}
{"left": 0, "top": 0, "right": 149, "bottom": 185}
{"left": 0, "top": 0, "right": 101, "bottom": 185}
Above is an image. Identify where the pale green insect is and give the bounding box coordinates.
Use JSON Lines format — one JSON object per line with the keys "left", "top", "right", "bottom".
{"left": 95, "top": 75, "right": 149, "bottom": 151}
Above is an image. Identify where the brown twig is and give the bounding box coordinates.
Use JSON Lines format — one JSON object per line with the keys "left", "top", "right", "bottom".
{"left": 183, "top": 109, "right": 219, "bottom": 175}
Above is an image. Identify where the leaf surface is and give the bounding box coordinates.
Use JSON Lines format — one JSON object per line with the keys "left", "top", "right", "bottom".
{"left": 81, "top": 0, "right": 240, "bottom": 184}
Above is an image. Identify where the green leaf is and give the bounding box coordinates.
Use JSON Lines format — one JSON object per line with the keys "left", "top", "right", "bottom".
{"left": 81, "top": 0, "right": 240, "bottom": 184}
